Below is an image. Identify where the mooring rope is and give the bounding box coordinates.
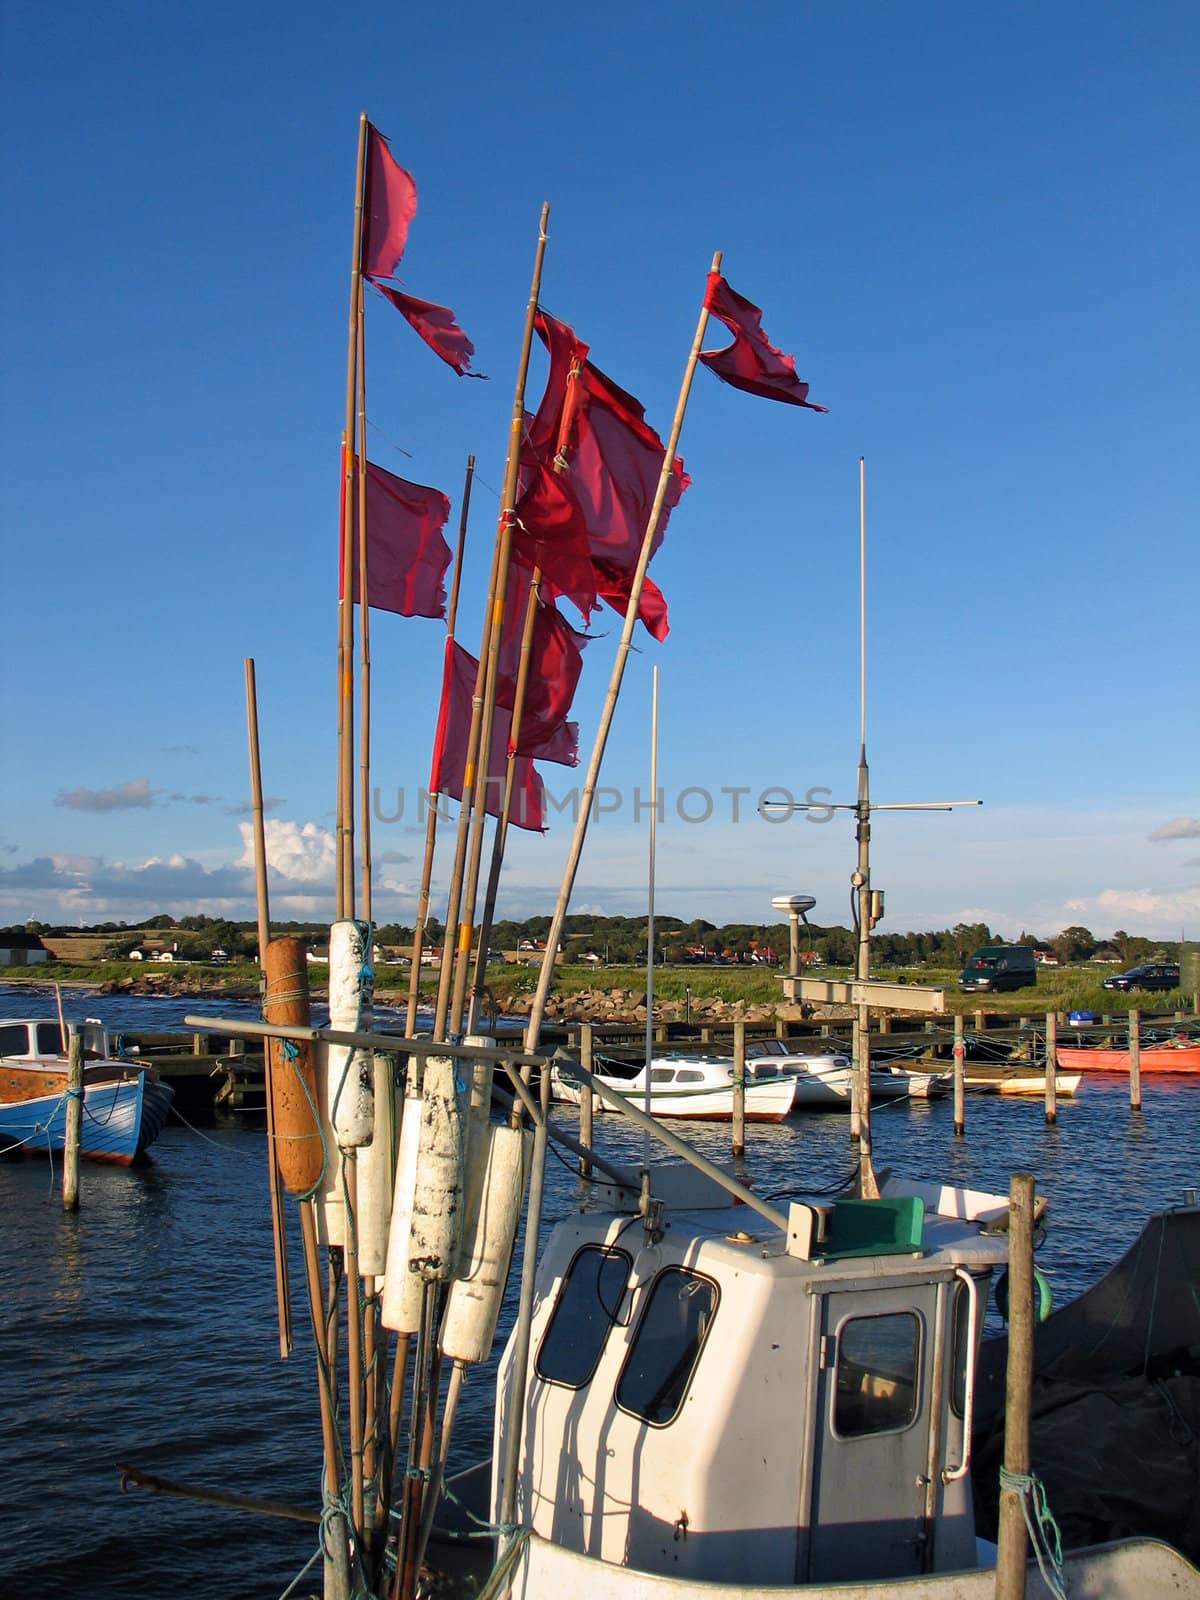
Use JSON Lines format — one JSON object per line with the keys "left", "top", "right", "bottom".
{"left": 998, "top": 1467, "right": 1068, "bottom": 1600}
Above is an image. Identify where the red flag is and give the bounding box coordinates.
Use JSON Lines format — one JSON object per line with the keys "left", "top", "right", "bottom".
{"left": 498, "top": 559, "right": 587, "bottom": 754}
{"left": 700, "top": 274, "right": 827, "bottom": 411}
{"left": 361, "top": 124, "right": 417, "bottom": 281}
{"left": 341, "top": 461, "right": 451, "bottom": 618}
{"left": 429, "top": 641, "right": 546, "bottom": 831}
{"left": 514, "top": 310, "right": 687, "bottom": 633}
{"left": 369, "top": 281, "right": 484, "bottom": 378}
{"left": 595, "top": 570, "right": 669, "bottom": 642}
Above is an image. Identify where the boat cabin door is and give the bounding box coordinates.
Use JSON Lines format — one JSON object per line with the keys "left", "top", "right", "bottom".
{"left": 806, "top": 1282, "right": 940, "bottom": 1582}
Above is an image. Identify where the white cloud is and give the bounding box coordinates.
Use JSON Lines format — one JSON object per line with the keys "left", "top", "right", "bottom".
{"left": 237, "top": 819, "right": 336, "bottom": 889}
{"left": 1061, "top": 886, "right": 1200, "bottom": 935}
{"left": 1148, "top": 816, "right": 1200, "bottom": 842}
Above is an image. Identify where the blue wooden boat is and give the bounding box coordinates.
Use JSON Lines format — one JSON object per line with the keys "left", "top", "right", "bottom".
{"left": 0, "top": 1017, "right": 174, "bottom": 1164}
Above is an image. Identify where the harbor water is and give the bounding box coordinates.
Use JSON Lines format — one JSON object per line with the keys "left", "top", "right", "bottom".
{"left": 1, "top": 988, "right": 1197, "bottom": 1599}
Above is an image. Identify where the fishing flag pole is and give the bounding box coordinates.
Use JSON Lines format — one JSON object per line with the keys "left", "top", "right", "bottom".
{"left": 522, "top": 251, "right": 722, "bottom": 1053}
{"left": 405, "top": 454, "right": 475, "bottom": 1036}
{"left": 336, "top": 112, "right": 369, "bottom": 920}
{"left": 435, "top": 202, "right": 551, "bottom": 1041}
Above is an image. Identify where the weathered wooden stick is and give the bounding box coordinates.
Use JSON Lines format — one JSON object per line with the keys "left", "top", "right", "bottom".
{"left": 116, "top": 1463, "right": 320, "bottom": 1524}
{"left": 952, "top": 1012, "right": 965, "bottom": 1137}
{"left": 994, "top": 1170, "right": 1035, "bottom": 1600}
{"left": 62, "top": 1029, "right": 83, "bottom": 1212}
{"left": 1044, "top": 1011, "right": 1057, "bottom": 1124}
{"left": 1128, "top": 1007, "right": 1141, "bottom": 1109}
{"left": 732, "top": 1019, "right": 746, "bottom": 1158}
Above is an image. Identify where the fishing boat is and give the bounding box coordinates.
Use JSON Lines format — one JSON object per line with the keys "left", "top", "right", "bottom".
{"left": 473, "top": 1148, "right": 1200, "bottom": 1598}
{"left": 0, "top": 1017, "right": 174, "bottom": 1164}
{"left": 968, "top": 1069, "right": 1083, "bottom": 1096}
{"left": 551, "top": 1052, "right": 802, "bottom": 1121}
{"left": 1056, "top": 1038, "right": 1200, "bottom": 1075}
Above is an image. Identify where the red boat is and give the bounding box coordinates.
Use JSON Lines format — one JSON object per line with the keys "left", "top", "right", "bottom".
{"left": 1057, "top": 1038, "right": 1200, "bottom": 1075}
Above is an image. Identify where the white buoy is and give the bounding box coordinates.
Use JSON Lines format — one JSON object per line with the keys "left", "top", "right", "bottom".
{"left": 441, "top": 1123, "right": 528, "bottom": 1364}
{"left": 460, "top": 1034, "right": 495, "bottom": 1216}
{"left": 379, "top": 1055, "right": 464, "bottom": 1333}
{"left": 356, "top": 1051, "right": 397, "bottom": 1277}
{"left": 326, "top": 918, "right": 374, "bottom": 1148}
{"left": 380, "top": 1069, "right": 423, "bottom": 1326}
{"left": 313, "top": 1040, "right": 344, "bottom": 1249}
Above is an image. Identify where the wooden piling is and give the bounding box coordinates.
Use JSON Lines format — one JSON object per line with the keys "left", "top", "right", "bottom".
{"left": 952, "top": 1013, "right": 965, "bottom": 1138}
{"left": 578, "top": 1023, "right": 594, "bottom": 1179}
{"left": 1044, "top": 1012, "right": 1057, "bottom": 1124}
{"left": 732, "top": 1020, "right": 746, "bottom": 1158}
{"left": 994, "top": 1171, "right": 1036, "bottom": 1600}
{"left": 1128, "top": 1008, "right": 1141, "bottom": 1109}
{"left": 62, "top": 1030, "right": 83, "bottom": 1212}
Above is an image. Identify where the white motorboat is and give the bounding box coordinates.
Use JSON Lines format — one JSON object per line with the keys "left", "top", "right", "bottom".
{"left": 551, "top": 1052, "right": 800, "bottom": 1122}
{"left": 747, "top": 1037, "right": 951, "bottom": 1107}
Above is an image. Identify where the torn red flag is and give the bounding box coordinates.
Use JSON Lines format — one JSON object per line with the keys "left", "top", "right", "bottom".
{"left": 361, "top": 124, "right": 417, "bottom": 281}
{"left": 341, "top": 461, "right": 451, "bottom": 618}
{"left": 700, "top": 274, "right": 827, "bottom": 411}
{"left": 429, "top": 641, "right": 546, "bottom": 831}
{"left": 369, "top": 281, "right": 484, "bottom": 378}
{"left": 595, "top": 569, "right": 669, "bottom": 642}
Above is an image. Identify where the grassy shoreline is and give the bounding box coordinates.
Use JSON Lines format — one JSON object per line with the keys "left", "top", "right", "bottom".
{"left": 1, "top": 959, "right": 1192, "bottom": 1020}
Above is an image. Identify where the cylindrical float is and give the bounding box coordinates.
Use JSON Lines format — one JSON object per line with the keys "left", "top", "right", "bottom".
{"left": 379, "top": 1066, "right": 423, "bottom": 1320}
{"left": 326, "top": 918, "right": 375, "bottom": 1148}
{"left": 441, "top": 1123, "right": 528, "bottom": 1364}
{"left": 356, "top": 1051, "right": 397, "bottom": 1277}
{"left": 380, "top": 1055, "right": 464, "bottom": 1333}
{"left": 460, "top": 1034, "right": 496, "bottom": 1218}
{"left": 262, "top": 937, "right": 324, "bottom": 1195}
{"left": 314, "top": 1040, "right": 344, "bottom": 1249}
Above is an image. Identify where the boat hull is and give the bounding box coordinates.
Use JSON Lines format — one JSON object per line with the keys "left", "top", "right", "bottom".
{"left": 0, "top": 1069, "right": 174, "bottom": 1164}
{"left": 1056, "top": 1042, "right": 1200, "bottom": 1075}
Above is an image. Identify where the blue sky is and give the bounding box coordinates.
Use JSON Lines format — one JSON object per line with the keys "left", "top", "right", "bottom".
{"left": 2, "top": 0, "right": 1196, "bottom": 939}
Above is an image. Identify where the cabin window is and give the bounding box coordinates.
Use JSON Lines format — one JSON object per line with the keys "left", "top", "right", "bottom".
{"left": 833, "top": 1311, "right": 921, "bottom": 1438}
{"left": 676, "top": 1069, "right": 704, "bottom": 1084}
{"left": 616, "top": 1267, "right": 719, "bottom": 1427}
{"left": 0, "top": 1024, "right": 29, "bottom": 1056}
{"left": 35, "top": 1023, "right": 67, "bottom": 1054}
{"left": 536, "top": 1245, "right": 632, "bottom": 1389}
{"left": 650, "top": 1068, "right": 674, "bottom": 1084}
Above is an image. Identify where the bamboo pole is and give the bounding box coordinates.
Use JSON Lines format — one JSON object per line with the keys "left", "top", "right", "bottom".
{"left": 643, "top": 665, "right": 660, "bottom": 1170}
{"left": 952, "top": 1011, "right": 965, "bottom": 1137}
{"left": 406, "top": 457, "right": 474, "bottom": 1036}
{"left": 994, "top": 1171, "right": 1036, "bottom": 1600}
{"left": 356, "top": 307, "right": 373, "bottom": 926}
{"left": 1044, "top": 1011, "right": 1057, "bottom": 1124}
{"left": 245, "top": 659, "right": 293, "bottom": 1358}
{"left": 336, "top": 111, "right": 369, "bottom": 920}
{"left": 447, "top": 203, "right": 552, "bottom": 1040}
{"left": 523, "top": 252, "right": 722, "bottom": 1054}
{"left": 62, "top": 1029, "right": 83, "bottom": 1212}
{"left": 1128, "top": 1007, "right": 1141, "bottom": 1109}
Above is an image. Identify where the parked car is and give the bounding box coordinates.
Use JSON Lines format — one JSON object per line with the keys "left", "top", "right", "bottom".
{"left": 1101, "top": 963, "right": 1180, "bottom": 992}
{"left": 959, "top": 944, "right": 1038, "bottom": 993}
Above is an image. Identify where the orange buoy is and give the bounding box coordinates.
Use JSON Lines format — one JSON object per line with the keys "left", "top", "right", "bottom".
{"left": 262, "top": 937, "right": 324, "bottom": 1195}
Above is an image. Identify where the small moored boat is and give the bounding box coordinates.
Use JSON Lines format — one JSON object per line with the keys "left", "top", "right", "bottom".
{"left": 1056, "top": 1038, "right": 1200, "bottom": 1076}
{"left": 0, "top": 1017, "right": 174, "bottom": 1165}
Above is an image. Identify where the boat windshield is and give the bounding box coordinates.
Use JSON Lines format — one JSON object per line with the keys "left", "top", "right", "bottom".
{"left": 35, "top": 1023, "right": 67, "bottom": 1055}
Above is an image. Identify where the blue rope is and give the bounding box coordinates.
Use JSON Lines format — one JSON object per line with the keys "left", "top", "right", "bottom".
{"left": 999, "top": 1467, "right": 1067, "bottom": 1600}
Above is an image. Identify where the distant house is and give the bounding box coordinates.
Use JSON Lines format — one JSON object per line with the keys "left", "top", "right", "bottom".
{"left": 128, "top": 949, "right": 146, "bottom": 961}
{"left": 0, "top": 931, "right": 50, "bottom": 966}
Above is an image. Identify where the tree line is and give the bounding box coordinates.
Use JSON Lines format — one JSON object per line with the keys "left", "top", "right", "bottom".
{"left": 11, "top": 914, "right": 1178, "bottom": 969}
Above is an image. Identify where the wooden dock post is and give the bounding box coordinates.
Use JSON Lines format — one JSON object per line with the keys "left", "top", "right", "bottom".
{"left": 849, "top": 1015, "right": 862, "bottom": 1142}
{"left": 1128, "top": 1008, "right": 1141, "bottom": 1110}
{"left": 952, "top": 1013, "right": 965, "bottom": 1138}
{"left": 578, "top": 1022, "right": 593, "bottom": 1178}
{"left": 62, "top": 1029, "right": 83, "bottom": 1212}
{"left": 1044, "top": 1012, "right": 1057, "bottom": 1125}
{"left": 994, "top": 1171, "right": 1036, "bottom": 1600}
{"left": 731, "top": 1020, "right": 746, "bottom": 1158}
{"left": 974, "top": 1008, "right": 985, "bottom": 1034}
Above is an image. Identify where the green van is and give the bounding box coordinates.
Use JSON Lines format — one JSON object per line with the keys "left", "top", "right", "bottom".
{"left": 959, "top": 944, "right": 1038, "bottom": 993}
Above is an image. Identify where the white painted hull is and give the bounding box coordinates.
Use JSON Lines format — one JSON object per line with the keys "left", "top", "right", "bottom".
{"left": 504, "top": 1530, "right": 1199, "bottom": 1600}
